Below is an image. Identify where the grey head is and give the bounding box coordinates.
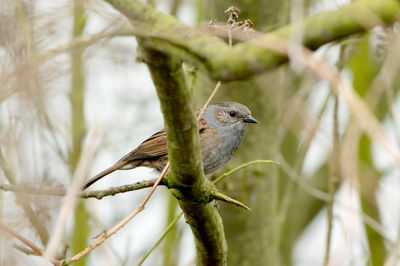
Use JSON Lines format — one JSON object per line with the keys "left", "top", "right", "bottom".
{"left": 201, "top": 102, "right": 258, "bottom": 174}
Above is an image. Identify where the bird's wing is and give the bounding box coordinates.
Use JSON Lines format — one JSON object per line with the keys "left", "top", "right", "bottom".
{"left": 120, "top": 130, "right": 168, "bottom": 162}
{"left": 120, "top": 109, "right": 210, "bottom": 163}
{"left": 83, "top": 130, "right": 167, "bottom": 190}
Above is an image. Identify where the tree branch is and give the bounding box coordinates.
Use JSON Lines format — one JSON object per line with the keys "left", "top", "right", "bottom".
{"left": 140, "top": 48, "right": 227, "bottom": 265}
{"left": 0, "top": 178, "right": 169, "bottom": 199}
{"left": 104, "top": 0, "right": 400, "bottom": 81}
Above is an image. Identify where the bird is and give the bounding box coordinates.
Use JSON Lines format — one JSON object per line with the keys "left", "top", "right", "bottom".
{"left": 82, "top": 102, "right": 258, "bottom": 190}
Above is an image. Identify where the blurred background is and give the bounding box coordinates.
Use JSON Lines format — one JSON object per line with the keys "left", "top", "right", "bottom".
{"left": 1, "top": 0, "right": 400, "bottom": 265}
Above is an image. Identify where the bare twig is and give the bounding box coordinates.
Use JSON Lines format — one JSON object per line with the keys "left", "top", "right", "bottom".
{"left": 196, "top": 81, "right": 221, "bottom": 121}
{"left": 324, "top": 96, "right": 340, "bottom": 266}
{"left": 0, "top": 184, "right": 66, "bottom": 196}
{"left": 137, "top": 212, "right": 184, "bottom": 266}
{"left": 80, "top": 179, "right": 168, "bottom": 199}
{"left": 0, "top": 178, "right": 168, "bottom": 199}
{"left": 212, "top": 159, "right": 279, "bottom": 184}
{"left": 277, "top": 155, "right": 330, "bottom": 201}
{"left": 0, "top": 220, "right": 43, "bottom": 255}
{"left": 0, "top": 220, "right": 61, "bottom": 266}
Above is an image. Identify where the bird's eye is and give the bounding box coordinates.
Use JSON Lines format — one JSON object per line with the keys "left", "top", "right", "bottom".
{"left": 229, "top": 111, "right": 237, "bottom": 117}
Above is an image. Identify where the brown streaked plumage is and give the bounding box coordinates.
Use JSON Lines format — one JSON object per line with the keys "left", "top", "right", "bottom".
{"left": 83, "top": 102, "right": 258, "bottom": 190}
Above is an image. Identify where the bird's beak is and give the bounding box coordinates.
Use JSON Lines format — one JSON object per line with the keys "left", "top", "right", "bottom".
{"left": 243, "top": 115, "right": 259, "bottom": 124}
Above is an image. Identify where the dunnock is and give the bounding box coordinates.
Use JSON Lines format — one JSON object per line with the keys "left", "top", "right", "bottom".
{"left": 83, "top": 102, "right": 258, "bottom": 189}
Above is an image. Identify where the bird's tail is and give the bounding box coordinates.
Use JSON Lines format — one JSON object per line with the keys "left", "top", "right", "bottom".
{"left": 82, "top": 161, "right": 125, "bottom": 190}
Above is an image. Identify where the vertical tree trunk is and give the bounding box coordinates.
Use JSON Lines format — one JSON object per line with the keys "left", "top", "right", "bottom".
{"left": 198, "top": 1, "right": 329, "bottom": 265}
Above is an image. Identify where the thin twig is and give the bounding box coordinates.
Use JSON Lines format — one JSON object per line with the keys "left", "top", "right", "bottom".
{"left": 137, "top": 212, "right": 184, "bottom": 266}
{"left": 0, "top": 220, "right": 43, "bottom": 255}
{"left": 13, "top": 244, "right": 41, "bottom": 255}
{"left": 197, "top": 81, "right": 221, "bottom": 121}
{"left": 0, "top": 178, "right": 168, "bottom": 199}
{"left": 324, "top": 96, "right": 340, "bottom": 266}
{"left": 275, "top": 155, "right": 330, "bottom": 201}
{"left": 0, "top": 184, "right": 67, "bottom": 196}
{"left": 212, "top": 159, "right": 278, "bottom": 184}
{"left": 80, "top": 179, "right": 167, "bottom": 199}
{"left": 0, "top": 220, "right": 61, "bottom": 266}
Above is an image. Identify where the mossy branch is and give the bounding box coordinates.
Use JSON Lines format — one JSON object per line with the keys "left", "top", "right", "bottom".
{"left": 105, "top": 0, "right": 400, "bottom": 81}
{"left": 140, "top": 48, "right": 227, "bottom": 265}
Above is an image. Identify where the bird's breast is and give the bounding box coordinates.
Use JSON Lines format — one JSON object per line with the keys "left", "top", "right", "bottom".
{"left": 200, "top": 125, "right": 246, "bottom": 174}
